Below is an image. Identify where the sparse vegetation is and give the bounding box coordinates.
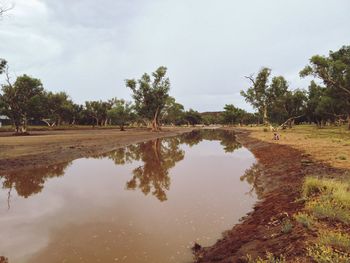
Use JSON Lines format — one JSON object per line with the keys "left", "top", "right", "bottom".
{"left": 307, "top": 244, "right": 350, "bottom": 263}
{"left": 294, "top": 212, "right": 315, "bottom": 230}
{"left": 280, "top": 219, "right": 293, "bottom": 234}
{"left": 318, "top": 231, "right": 350, "bottom": 253}
{"left": 246, "top": 252, "right": 286, "bottom": 263}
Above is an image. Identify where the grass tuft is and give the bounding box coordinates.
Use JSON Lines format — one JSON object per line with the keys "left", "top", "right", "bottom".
{"left": 293, "top": 212, "right": 315, "bottom": 230}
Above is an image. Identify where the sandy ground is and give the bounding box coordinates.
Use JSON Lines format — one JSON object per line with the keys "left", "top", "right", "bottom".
{"left": 0, "top": 127, "right": 194, "bottom": 174}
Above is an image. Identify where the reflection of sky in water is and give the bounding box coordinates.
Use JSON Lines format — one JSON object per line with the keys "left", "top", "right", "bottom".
{"left": 0, "top": 131, "right": 257, "bottom": 263}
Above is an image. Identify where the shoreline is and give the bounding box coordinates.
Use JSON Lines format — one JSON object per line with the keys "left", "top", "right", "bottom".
{"left": 194, "top": 128, "right": 347, "bottom": 262}
{"left": 0, "top": 127, "right": 194, "bottom": 175}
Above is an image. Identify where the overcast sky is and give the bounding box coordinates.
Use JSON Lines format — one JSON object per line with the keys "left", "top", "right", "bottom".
{"left": 0, "top": 0, "right": 349, "bottom": 112}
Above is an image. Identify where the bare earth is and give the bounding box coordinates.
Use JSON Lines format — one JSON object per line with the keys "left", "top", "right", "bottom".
{"left": 0, "top": 127, "right": 194, "bottom": 175}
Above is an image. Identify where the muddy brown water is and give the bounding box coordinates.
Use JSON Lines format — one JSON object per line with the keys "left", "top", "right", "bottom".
{"left": 0, "top": 130, "right": 257, "bottom": 263}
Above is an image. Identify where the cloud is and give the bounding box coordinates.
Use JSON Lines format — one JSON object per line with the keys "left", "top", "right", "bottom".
{"left": 1, "top": 0, "right": 350, "bottom": 111}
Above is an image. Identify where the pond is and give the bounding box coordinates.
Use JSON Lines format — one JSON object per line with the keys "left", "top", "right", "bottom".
{"left": 0, "top": 129, "right": 257, "bottom": 263}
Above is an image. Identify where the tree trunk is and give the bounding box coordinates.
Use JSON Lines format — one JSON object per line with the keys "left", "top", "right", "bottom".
{"left": 120, "top": 124, "right": 125, "bottom": 131}
{"left": 263, "top": 106, "right": 268, "bottom": 125}
{"left": 151, "top": 107, "right": 161, "bottom": 132}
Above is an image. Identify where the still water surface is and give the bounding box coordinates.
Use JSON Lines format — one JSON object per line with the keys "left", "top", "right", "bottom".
{"left": 0, "top": 130, "right": 257, "bottom": 263}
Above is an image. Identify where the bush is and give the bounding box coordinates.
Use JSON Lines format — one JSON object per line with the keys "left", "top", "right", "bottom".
{"left": 281, "top": 219, "right": 293, "bottom": 234}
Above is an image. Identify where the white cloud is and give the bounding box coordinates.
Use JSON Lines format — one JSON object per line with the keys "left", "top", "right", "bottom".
{"left": 1, "top": 0, "right": 350, "bottom": 111}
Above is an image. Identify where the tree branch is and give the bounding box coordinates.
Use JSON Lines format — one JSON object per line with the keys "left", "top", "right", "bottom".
{"left": 244, "top": 74, "right": 256, "bottom": 86}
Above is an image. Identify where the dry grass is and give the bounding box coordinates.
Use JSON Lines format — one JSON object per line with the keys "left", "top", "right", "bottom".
{"left": 240, "top": 125, "right": 350, "bottom": 169}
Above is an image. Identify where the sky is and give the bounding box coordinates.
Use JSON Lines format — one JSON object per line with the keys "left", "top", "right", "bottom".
{"left": 0, "top": 0, "right": 349, "bottom": 112}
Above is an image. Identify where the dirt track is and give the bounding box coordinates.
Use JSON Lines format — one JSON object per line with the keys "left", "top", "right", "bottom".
{"left": 0, "top": 127, "right": 193, "bottom": 175}
{"left": 194, "top": 129, "right": 345, "bottom": 262}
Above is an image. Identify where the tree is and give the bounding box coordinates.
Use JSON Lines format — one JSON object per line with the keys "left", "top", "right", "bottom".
{"left": 183, "top": 109, "right": 202, "bottom": 126}
{"left": 241, "top": 68, "right": 304, "bottom": 128}
{"left": 162, "top": 96, "right": 184, "bottom": 125}
{"left": 107, "top": 99, "right": 135, "bottom": 131}
{"left": 222, "top": 104, "right": 241, "bottom": 125}
{"left": 85, "top": 100, "right": 111, "bottom": 127}
{"left": 300, "top": 45, "right": 350, "bottom": 129}
{"left": 1, "top": 74, "right": 44, "bottom": 133}
{"left": 0, "top": 59, "right": 6, "bottom": 74}
{"left": 0, "top": 1, "right": 13, "bottom": 17}
{"left": 241, "top": 67, "right": 271, "bottom": 124}
{"left": 41, "top": 91, "right": 74, "bottom": 126}
{"left": 126, "top": 66, "right": 170, "bottom": 131}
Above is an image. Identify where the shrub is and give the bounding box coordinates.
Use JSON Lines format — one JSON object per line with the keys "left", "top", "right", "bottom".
{"left": 281, "top": 219, "right": 293, "bottom": 234}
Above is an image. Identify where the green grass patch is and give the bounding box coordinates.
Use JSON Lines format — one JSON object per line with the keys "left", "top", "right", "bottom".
{"left": 307, "top": 244, "right": 350, "bottom": 263}
{"left": 306, "top": 200, "right": 350, "bottom": 224}
{"left": 246, "top": 252, "right": 286, "bottom": 263}
{"left": 318, "top": 231, "right": 350, "bottom": 253}
{"left": 302, "top": 177, "right": 350, "bottom": 225}
{"left": 293, "top": 212, "right": 315, "bottom": 230}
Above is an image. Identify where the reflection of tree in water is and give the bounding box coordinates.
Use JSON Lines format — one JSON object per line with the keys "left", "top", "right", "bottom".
{"left": 0, "top": 162, "right": 71, "bottom": 208}
{"left": 106, "top": 129, "right": 241, "bottom": 201}
{"left": 240, "top": 163, "right": 264, "bottom": 199}
{"left": 180, "top": 129, "right": 241, "bottom": 153}
{"left": 107, "top": 137, "right": 185, "bottom": 201}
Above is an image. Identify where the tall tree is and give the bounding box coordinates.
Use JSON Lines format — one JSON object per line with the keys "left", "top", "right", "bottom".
{"left": 241, "top": 67, "right": 271, "bottom": 124}
{"left": 300, "top": 45, "right": 350, "bottom": 129}
{"left": 126, "top": 66, "right": 170, "bottom": 131}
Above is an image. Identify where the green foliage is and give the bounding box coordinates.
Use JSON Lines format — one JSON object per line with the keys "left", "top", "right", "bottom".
{"left": 294, "top": 212, "right": 315, "bottom": 229}
{"left": 125, "top": 66, "right": 170, "bottom": 130}
{"left": 183, "top": 109, "right": 202, "bottom": 126}
{"left": 307, "top": 244, "right": 350, "bottom": 263}
{"left": 301, "top": 45, "right": 350, "bottom": 128}
{"left": 280, "top": 219, "right": 293, "bottom": 234}
{"left": 107, "top": 99, "right": 135, "bottom": 130}
{"left": 1, "top": 74, "right": 44, "bottom": 133}
{"left": 246, "top": 252, "right": 286, "bottom": 263}
{"left": 319, "top": 231, "right": 350, "bottom": 253}
{"left": 162, "top": 96, "right": 184, "bottom": 125}
{"left": 302, "top": 177, "right": 350, "bottom": 224}
{"left": 0, "top": 59, "right": 6, "bottom": 74}
{"left": 241, "top": 68, "right": 307, "bottom": 126}
{"left": 221, "top": 104, "right": 247, "bottom": 125}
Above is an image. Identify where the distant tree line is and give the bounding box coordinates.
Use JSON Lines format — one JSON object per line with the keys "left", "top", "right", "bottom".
{"left": 1, "top": 45, "right": 349, "bottom": 134}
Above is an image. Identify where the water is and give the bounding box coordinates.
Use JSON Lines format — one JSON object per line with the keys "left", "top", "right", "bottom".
{"left": 0, "top": 130, "right": 257, "bottom": 263}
